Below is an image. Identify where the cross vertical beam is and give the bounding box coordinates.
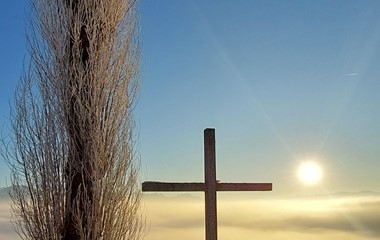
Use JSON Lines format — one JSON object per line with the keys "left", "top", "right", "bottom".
{"left": 204, "top": 129, "right": 217, "bottom": 240}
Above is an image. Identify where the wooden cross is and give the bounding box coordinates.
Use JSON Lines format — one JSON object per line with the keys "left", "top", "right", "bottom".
{"left": 142, "top": 128, "right": 272, "bottom": 240}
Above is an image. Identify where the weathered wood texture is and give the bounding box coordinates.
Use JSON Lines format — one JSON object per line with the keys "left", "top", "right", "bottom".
{"left": 204, "top": 129, "right": 217, "bottom": 240}
{"left": 217, "top": 183, "right": 272, "bottom": 191}
{"left": 142, "top": 182, "right": 204, "bottom": 191}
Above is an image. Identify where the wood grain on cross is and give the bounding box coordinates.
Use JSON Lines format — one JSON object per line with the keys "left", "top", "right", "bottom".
{"left": 142, "top": 128, "right": 272, "bottom": 240}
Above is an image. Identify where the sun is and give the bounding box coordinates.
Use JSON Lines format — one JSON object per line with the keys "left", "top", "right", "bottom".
{"left": 297, "top": 161, "right": 322, "bottom": 185}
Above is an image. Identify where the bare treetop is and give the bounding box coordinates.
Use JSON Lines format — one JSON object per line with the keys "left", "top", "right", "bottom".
{"left": 5, "top": 1, "right": 143, "bottom": 240}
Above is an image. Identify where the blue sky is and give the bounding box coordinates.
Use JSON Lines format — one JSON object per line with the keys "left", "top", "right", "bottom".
{"left": 1, "top": 1, "right": 380, "bottom": 240}
{"left": 1, "top": 1, "right": 380, "bottom": 197}
{"left": 137, "top": 0, "right": 380, "bottom": 196}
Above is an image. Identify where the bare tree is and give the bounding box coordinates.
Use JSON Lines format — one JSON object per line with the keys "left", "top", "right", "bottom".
{"left": 4, "top": 0, "right": 142, "bottom": 239}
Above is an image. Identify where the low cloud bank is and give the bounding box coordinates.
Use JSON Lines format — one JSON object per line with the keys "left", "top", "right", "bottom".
{"left": 0, "top": 200, "right": 19, "bottom": 240}
{"left": 1, "top": 191, "right": 379, "bottom": 240}
{"left": 143, "top": 192, "right": 380, "bottom": 240}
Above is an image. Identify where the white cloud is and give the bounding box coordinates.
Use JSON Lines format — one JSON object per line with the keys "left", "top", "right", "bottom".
{"left": 143, "top": 193, "right": 380, "bottom": 240}
{"left": 0, "top": 201, "right": 19, "bottom": 240}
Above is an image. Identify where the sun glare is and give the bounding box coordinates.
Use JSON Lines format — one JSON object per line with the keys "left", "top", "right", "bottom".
{"left": 298, "top": 161, "right": 322, "bottom": 185}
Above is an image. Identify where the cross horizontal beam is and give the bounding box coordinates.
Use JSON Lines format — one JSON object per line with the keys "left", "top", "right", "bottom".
{"left": 142, "top": 181, "right": 272, "bottom": 192}
{"left": 218, "top": 183, "right": 272, "bottom": 191}
{"left": 143, "top": 182, "right": 204, "bottom": 191}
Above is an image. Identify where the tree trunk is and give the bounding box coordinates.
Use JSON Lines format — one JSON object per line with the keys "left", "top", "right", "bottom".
{"left": 62, "top": 1, "right": 92, "bottom": 239}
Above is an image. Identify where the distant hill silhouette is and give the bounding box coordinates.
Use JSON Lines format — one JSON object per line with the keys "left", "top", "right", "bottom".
{"left": 0, "top": 187, "right": 11, "bottom": 200}
{"left": 143, "top": 190, "right": 380, "bottom": 202}
{"left": 293, "top": 190, "right": 380, "bottom": 200}
{"left": 143, "top": 193, "right": 202, "bottom": 201}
